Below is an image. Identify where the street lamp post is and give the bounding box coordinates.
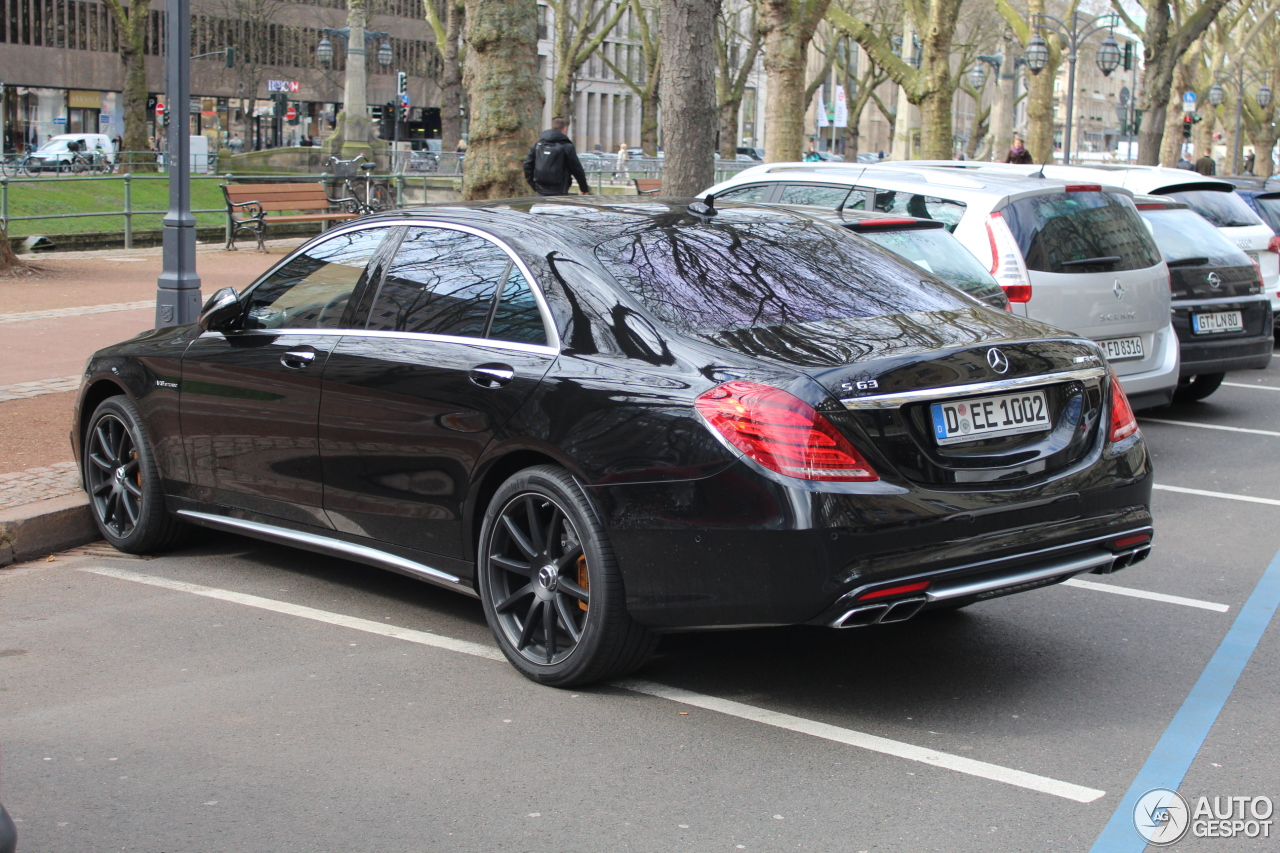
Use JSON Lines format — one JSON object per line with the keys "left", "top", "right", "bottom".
{"left": 154, "top": 0, "right": 200, "bottom": 328}
{"left": 1207, "top": 68, "right": 1273, "bottom": 174}
{"left": 970, "top": 49, "right": 1027, "bottom": 160}
{"left": 317, "top": 0, "right": 393, "bottom": 157}
{"left": 1023, "top": 12, "right": 1122, "bottom": 166}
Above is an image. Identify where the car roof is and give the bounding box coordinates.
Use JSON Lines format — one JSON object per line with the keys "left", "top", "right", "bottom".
{"left": 909, "top": 160, "right": 1241, "bottom": 196}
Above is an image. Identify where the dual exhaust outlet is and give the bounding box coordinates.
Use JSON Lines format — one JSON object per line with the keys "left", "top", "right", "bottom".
{"left": 832, "top": 545, "right": 1151, "bottom": 629}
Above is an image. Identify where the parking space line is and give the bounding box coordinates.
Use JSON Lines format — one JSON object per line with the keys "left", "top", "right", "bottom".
{"left": 81, "top": 564, "right": 1106, "bottom": 804}
{"left": 1062, "top": 578, "right": 1230, "bottom": 613}
{"left": 1153, "top": 483, "right": 1280, "bottom": 507}
{"left": 1089, "top": 544, "right": 1280, "bottom": 852}
{"left": 617, "top": 679, "right": 1106, "bottom": 803}
{"left": 1221, "top": 381, "right": 1280, "bottom": 392}
{"left": 1140, "top": 418, "right": 1280, "bottom": 437}
{"left": 79, "top": 565, "right": 506, "bottom": 661}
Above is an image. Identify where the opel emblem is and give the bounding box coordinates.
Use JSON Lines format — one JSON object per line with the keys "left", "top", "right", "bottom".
{"left": 1206, "top": 272, "right": 1221, "bottom": 289}
{"left": 1113, "top": 280, "right": 1125, "bottom": 300}
{"left": 986, "top": 348, "right": 1010, "bottom": 374}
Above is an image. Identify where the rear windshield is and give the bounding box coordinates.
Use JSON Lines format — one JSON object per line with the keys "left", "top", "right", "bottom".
{"left": 1138, "top": 208, "right": 1253, "bottom": 267}
{"left": 594, "top": 215, "right": 976, "bottom": 334}
{"left": 858, "top": 227, "right": 1005, "bottom": 303}
{"left": 1248, "top": 195, "right": 1280, "bottom": 233}
{"left": 1001, "top": 191, "right": 1161, "bottom": 274}
{"left": 1162, "top": 189, "right": 1263, "bottom": 228}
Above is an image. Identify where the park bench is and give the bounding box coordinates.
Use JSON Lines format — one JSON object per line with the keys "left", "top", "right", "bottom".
{"left": 633, "top": 178, "right": 662, "bottom": 195}
{"left": 222, "top": 182, "right": 359, "bottom": 252}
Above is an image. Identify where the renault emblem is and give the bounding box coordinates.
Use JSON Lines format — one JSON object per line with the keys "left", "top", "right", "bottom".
{"left": 986, "top": 348, "right": 1010, "bottom": 374}
{"left": 1113, "top": 280, "right": 1125, "bottom": 300}
{"left": 1206, "top": 272, "right": 1221, "bottom": 289}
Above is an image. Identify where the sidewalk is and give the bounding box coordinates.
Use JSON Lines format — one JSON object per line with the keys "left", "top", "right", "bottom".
{"left": 0, "top": 239, "right": 302, "bottom": 563}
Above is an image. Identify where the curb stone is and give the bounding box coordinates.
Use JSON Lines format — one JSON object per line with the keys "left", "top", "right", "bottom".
{"left": 0, "top": 492, "right": 98, "bottom": 568}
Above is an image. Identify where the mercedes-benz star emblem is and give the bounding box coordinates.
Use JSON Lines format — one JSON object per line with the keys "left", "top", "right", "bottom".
{"left": 986, "top": 348, "right": 1010, "bottom": 374}
{"left": 1113, "top": 280, "right": 1126, "bottom": 300}
{"left": 1206, "top": 272, "right": 1222, "bottom": 289}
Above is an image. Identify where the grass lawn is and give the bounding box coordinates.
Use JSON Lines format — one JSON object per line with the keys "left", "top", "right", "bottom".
{"left": 3, "top": 174, "right": 229, "bottom": 237}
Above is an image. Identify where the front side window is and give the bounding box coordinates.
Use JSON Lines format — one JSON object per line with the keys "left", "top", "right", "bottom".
{"left": 243, "top": 228, "right": 388, "bottom": 330}
{"left": 1001, "top": 191, "right": 1161, "bottom": 273}
{"left": 873, "top": 191, "right": 966, "bottom": 231}
{"left": 716, "top": 184, "right": 768, "bottom": 203}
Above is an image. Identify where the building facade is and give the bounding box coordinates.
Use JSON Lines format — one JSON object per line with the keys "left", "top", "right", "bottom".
{"left": 0, "top": 0, "right": 441, "bottom": 154}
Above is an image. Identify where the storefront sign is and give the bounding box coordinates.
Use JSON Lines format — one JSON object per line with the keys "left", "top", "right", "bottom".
{"left": 267, "top": 80, "right": 300, "bottom": 93}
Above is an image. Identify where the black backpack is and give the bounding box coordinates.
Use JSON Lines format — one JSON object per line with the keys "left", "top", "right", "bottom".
{"left": 533, "top": 140, "right": 568, "bottom": 187}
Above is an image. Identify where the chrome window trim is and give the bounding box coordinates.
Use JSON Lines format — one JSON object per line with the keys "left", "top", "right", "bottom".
{"left": 200, "top": 327, "right": 558, "bottom": 356}
{"left": 840, "top": 365, "right": 1107, "bottom": 410}
{"left": 176, "top": 509, "right": 473, "bottom": 592}
{"left": 372, "top": 219, "right": 561, "bottom": 351}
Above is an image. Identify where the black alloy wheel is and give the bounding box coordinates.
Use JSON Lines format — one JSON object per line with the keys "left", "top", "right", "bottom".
{"left": 1174, "top": 372, "right": 1225, "bottom": 403}
{"left": 83, "top": 396, "right": 190, "bottom": 553}
{"left": 478, "top": 466, "right": 656, "bottom": 687}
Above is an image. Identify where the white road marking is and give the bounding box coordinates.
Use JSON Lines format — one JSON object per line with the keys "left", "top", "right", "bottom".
{"left": 79, "top": 566, "right": 505, "bottom": 661}
{"left": 1062, "top": 578, "right": 1230, "bottom": 613}
{"left": 1140, "top": 418, "right": 1280, "bottom": 437}
{"left": 81, "top": 565, "right": 1105, "bottom": 804}
{"left": 1153, "top": 483, "right": 1280, "bottom": 507}
{"left": 616, "top": 679, "right": 1105, "bottom": 803}
{"left": 1221, "top": 382, "right": 1280, "bottom": 392}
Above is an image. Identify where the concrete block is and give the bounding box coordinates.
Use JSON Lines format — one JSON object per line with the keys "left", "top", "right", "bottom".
{"left": 0, "top": 493, "right": 98, "bottom": 567}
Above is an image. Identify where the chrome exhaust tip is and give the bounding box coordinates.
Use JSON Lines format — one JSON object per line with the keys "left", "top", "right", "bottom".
{"left": 832, "top": 597, "right": 927, "bottom": 628}
{"left": 879, "top": 597, "right": 927, "bottom": 623}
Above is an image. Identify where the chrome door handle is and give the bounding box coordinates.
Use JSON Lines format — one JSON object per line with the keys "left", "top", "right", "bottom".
{"left": 281, "top": 349, "right": 317, "bottom": 369}
{"left": 469, "top": 364, "right": 515, "bottom": 388}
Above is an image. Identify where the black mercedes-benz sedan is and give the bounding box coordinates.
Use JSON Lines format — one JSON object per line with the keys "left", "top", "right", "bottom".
{"left": 72, "top": 198, "right": 1153, "bottom": 686}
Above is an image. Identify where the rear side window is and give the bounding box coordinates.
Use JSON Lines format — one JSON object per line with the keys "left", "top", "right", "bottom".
{"left": 873, "top": 191, "right": 966, "bottom": 231}
{"left": 777, "top": 184, "right": 851, "bottom": 209}
{"left": 1247, "top": 194, "right": 1280, "bottom": 233}
{"left": 1163, "top": 189, "right": 1263, "bottom": 228}
{"left": 1001, "top": 191, "right": 1160, "bottom": 273}
{"left": 1138, "top": 208, "right": 1253, "bottom": 267}
{"left": 488, "top": 266, "right": 548, "bottom": 345}
{"left": 858, "top": 228, "right": 1006, "bottom": 304}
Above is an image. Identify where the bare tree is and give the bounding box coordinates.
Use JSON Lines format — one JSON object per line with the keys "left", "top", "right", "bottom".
{"left": 462, "top": 0, "right": 543, "bottom": 198}
{"left": 102, "top": 0, "right": 154, "bottom": 168}
{"left": 994, "top": 0, "right": 1071, "bottom": 166}
{"left": 754, "top": 0, "right": 834, "bottom": 162}
{"left": 601, "top": 0, "right": 662, "bottom": 155}
{"left": 716, "top": 0, "right": 763, "bottom": 159}
{"left": 661, "top": 0, "right": 719, "bottom": 195}
{"left": 546, "top": 0, "right": 632, "bottom": 120}
{"left": 217, "top": 0, "right": 289, "bottom": 150}
{"left": 424, "top": 0, "right": 466, "bottom": 152}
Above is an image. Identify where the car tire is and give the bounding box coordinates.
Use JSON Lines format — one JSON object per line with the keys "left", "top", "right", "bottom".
{"left": 82, "top": 396, "right": 191, "bottom": 554}
{"left": 478, "top": 465, "right": 657, "bottom": 687}
{"left": 1173, "top": 372, "right": 1224, "bottom": 403}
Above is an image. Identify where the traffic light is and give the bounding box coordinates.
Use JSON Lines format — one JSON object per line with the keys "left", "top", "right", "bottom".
{"left": 380, "top": 102, "right": 396, "bottom": 139}
{"left": 1133, "top": 109, "right": 1142, "bottom": 134}
{"left": 272, "top": 92, "right": 287, "bottom": 118}
{"left": 1122, "top": 42, "right": 1132, "bottom": 72}
{"left": 225, "top": 46, "right": 236, "bottom": 68}
{"left": 1182, "top": 115, "right": 1193, "bottom": 139}
{"left": 287, "top": 102, "right": 300, "bottom": 125}
{"left": 397, "top": 71, "right": 408, "bottom": 97}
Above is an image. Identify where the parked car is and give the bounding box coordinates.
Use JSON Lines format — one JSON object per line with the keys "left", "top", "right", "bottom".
{"left": 0, "top": 745, "right": 15, "bottom": 853}
{"left": 74, "top": 198, "right": 1152, "bottom": 687}
{"left": 1220, "top": 178, "right": 1280, "bottom": 331}
{"left": 736, "top": 146, "right": 765, "bottom": 161}
{"left": 776, "top": 205, "right": 1009, "bottom": 310}
{"left": 703, "top": 163, "right": 1179, "bottom": 408}
{"left": 1132, "top": 195, "right": 1272, "bottom": 400}
{"left": 28, "top": 132, "right": 115, "bottom": 171}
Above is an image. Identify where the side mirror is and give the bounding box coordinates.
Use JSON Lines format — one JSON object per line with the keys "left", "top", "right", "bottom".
{"left": 198, "top": 287, "right": 241, "bottom": 331}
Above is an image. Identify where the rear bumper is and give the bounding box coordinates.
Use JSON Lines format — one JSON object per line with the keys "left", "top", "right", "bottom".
{"left": 1111, "top": 324, "right": 1179, "bottom": 409}
{"left": 1172, "top": 298, "right": 1273, "bottom": 375}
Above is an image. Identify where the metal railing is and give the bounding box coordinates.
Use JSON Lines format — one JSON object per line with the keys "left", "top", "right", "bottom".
{"left": 0, "top": 150, "right": 220, "bottom": 176}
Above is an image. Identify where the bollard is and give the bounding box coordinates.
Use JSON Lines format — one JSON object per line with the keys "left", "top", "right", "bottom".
{"left": 396, "top": 175, "right": 404, "bottom": 208}
{"left": 123, "top": 173, "right": 133, "bottom": 249}
{"left": 1, "top": 176, "right": 8, "bottom": 230}
{"left": 224, "top": 173, "right": 233, "bottom": 248}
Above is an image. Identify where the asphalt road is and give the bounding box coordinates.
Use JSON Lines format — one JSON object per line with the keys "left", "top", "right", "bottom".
{"left": 3, "top": 356, "right": 1280, "bottom": 852}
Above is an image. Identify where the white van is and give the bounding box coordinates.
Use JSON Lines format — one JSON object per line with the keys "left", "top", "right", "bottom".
{"left": 29, "top": 133, "right": 115, "bottom": 170}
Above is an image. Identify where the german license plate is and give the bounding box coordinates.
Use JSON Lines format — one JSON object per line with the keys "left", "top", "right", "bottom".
{"left": 931, "top": 390, "right": 1052, "bottom": 446}
{"left": 1098, "top": 336, "right": 1144, "bottom": 361}
{"left": 1192, "top": 310, "right": 1243, "bottom": 334}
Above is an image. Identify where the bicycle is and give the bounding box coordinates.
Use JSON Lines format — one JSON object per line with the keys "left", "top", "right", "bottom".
{"left": 328, "top": 154, "right": 394, "bottom": 214}
{"left": 0, "top": 150, "right": 41, "bottom": 177}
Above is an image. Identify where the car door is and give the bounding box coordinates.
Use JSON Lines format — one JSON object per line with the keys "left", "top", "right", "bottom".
{"left": 319, "top": 224, "right": 558, "bottom": 559}
{"left": 180, "top": 225, "right": 392, "bottom": 526}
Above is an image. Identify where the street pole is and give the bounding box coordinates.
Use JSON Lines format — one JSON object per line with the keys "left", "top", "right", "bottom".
{"left": 1233, "top": 65, "right": 1245, "bottom": 175}
{"left": 1027, "top": 13, "right": 1120, "bottom": 167}
{"left": 1063, "top": 12, "right": 1078, "bottom": 165}
{"left": 155, "top": 0, "right": 200, "bottom": 328}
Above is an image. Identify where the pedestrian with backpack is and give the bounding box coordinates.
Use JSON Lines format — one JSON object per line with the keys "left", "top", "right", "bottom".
{"left": 523, "top": 117, "right": 591, "bottom": 196}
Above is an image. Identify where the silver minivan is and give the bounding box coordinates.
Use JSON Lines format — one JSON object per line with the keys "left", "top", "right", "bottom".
{"left": 702, "top": 164, "right": 1179, "bottom": 407}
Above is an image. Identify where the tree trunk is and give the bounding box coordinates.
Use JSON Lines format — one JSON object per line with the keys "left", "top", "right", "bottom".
{"left": 756, "top": 0, "right": 831, "bottom": 163}
{"left": 441, "top": 1, "right": 465, "bottom": 151}
{"left": 719, "top": 98, "right": 742, "bottom": 159}
{"left": 660, "top": 0, "right": 718, "bottom": 196}
{"left": 0, "top": 225, "right": 19, "bottom": 273}
{"left": 462, "top": 0, "right": 543, "bottom": 199}
{"left": 640, "top": 91, "right": 660, "bottom": 155}
{"left": 917, "top": 90, "right": 953, "bottom": 160}
{"left": 104, "top": 0, "right": 155, "bottom": 171}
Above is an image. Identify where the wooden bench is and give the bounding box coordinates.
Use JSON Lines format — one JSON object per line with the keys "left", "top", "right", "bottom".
{"left": 633, "top": 178, "right": 662, "bottom": 195}
{"left": 222, "top": 182, "right": 359, "bottom": 252}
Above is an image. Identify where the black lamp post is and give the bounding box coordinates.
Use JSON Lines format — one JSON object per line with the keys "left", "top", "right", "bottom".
{"left": 1024, "top": 12, "right": 1121, "bottom": 166}
{"left": 155, "top": 0, "right": 200, "bottom": 328}
{"left": 1209, "top": 68, "right": 1273, "bottom": 174}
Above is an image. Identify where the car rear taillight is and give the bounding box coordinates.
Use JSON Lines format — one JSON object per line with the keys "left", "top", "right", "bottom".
{"left": 986, "top": 212, "right": 1032, "bottom": 302}
{"left": 695, "top": 381, "right": 879, "bottom": 481}
{"left": 1109, "top": 369, "right": 1139, "bottom": 443}
{"left": 1269, "top": 235, "right": 1280, "bottom": 254}
{"left": 1064, "top": 184, "right": 1103, "bottom": 193}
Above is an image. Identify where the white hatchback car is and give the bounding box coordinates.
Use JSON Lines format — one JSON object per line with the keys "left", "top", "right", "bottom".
{"left": 703, "top": 163, "right": 1179, "bottom": 408}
